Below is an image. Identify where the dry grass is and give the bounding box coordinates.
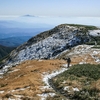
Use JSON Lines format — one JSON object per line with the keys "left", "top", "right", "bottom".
{"left": 0, "top": 59, "right": 66, "bottom": 98}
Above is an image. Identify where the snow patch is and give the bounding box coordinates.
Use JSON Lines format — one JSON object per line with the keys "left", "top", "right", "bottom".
{"left": 38, "top": 60, "right": 43, "bottom": 62}
{"left": 64, "top": 86, "right": 79, "bottom": 92}
{"left": 64, "top": 86, "right": 70, "bottom": 91}
{"left": 91, "top": 50, "right": 100, "bottom": 63}
{"left": 38, "top": 64, "right": 68, "bottom": 99}
{"left": 73, "top": 87, "right": 79, "bottom": 91}
{"left": 42, "top": 67, "right": 68, "bottom": 86}
{"left": 37, "top": 93, "right": 56, "bottom": 100}
{"left": 0, "top": 91, "right": 4, "bottom": 94}
{"left": 62, "top": 64, "right": 68, "bottom": 67}
{"left": 16, "top": 87, "right": 30, "bottom": 91}
{"left": 93, "top": 51, "right": 98, "bottom": 55}
{"left": 89, "top": 30, "right": 100, "bottom": 36}
{"left": 79, "top": 62, "right": 86, "bottom": 64}
{"left": 13, "top": 94, "right": 23, "bottom": 98}
{"left": 9, "top": 87, "right": 30, "bottom": 93}
{"left": 8, "top": 69, "right": 20, "bottom": 73}
{"left": 0, "top": 65, "right": 11, "bottom": 75}
{"left": 40, "top": 86, "right": 51, "bottom": 90}
{"left": 96, "top": 59, "right": 100, "bottom": 62}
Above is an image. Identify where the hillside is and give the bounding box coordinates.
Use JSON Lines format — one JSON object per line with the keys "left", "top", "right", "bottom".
{"left": 1, "top": 24, "right": 100, "bottom": 68}
{"left": 0, "top": 44, "right": 99, "bottom": 99}
{"left": 0, "top": 24, "right": 100, "bottom": 99}
{"left": 0, "top": 45, "right": 15, "bottom": 60}
{"left": 0, "top": 60, "right": 66, "bottom": 99}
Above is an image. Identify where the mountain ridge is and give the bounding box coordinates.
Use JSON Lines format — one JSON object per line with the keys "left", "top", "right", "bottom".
{"left": 0, "top": 24, "right": 100, "bottom": 67}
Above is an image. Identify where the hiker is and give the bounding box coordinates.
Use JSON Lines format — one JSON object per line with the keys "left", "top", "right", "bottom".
{"left": 67, "top": 57, "right": 71, "bottom": 67}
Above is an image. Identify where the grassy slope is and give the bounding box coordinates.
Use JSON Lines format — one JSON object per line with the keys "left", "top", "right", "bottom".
{"left": 52, "top": 64, "right": 100, "bottom": 100}
{"left": 0, "top": 60, "right": 66, "bottom": 99}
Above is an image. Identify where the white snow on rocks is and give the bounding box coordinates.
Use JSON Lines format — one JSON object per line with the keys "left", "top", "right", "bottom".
{"left": 8, "top": 86, "right": 30, "bottom": 93}
{"left": 0, "top": 65, "right": 11, "bottom": 75}
{"left": 79, "top": 62, "right": 87, "bottom": 64}
{"left": 93, "top": 51, "right": 99, "bottom": 55}
{"left": 64, "top": 86, "right": 70, "bottom": 91}
{"left": 38, "top": 64, "right": 68, "bottom": 99}
{"left": 4, "top": 25, "right": 89, "bottom": 67}
{"left": 62, "top": 45, "right": 100, "bottom": 64}
{"left": 62, "top": 64, "right": 68, "bottom": 67}
{"left": 89, "top": 30, "right": 100, "bottom": 36}
{"left": 8, "top": 69, "right": 20, "bottom": 73}
{"left": 0, "top": 65, "right": 20, "bottom": 78}
{"left": 42, "top": 66, "right": 68, "bottom": 87}
{"left": 73, "top": 87, "right": 79, "bottom": 92}
{"left": 0, "top": 91, "right": 4, "bottom": 94}
{"left": 37, "top": 93, "right": 56, "bottom": 100}
{"left": 64, "top": 86, "right": 79, "bottom": 92}
{"left": 71, "top": 45, "right": 93, "bottom": 55}
{"left": 91, "top": 49, "right": 100, "bottom": 63}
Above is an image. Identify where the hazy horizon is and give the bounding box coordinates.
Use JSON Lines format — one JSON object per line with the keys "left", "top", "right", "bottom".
{"left": 0, "top": 16, "right": 100, "bottom": 27}
{"left": 0, "top": 0, "right": 100, "bottom": 27}
{"left": 0, "top": 0, "right": 100, "bottom": 38}
{"left": 0, "top": 0, "right": 100, "bottom": 17}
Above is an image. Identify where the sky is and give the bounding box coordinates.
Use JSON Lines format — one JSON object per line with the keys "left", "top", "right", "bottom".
{"left": 0, "top": 0, "right": 100, "bottom": 17}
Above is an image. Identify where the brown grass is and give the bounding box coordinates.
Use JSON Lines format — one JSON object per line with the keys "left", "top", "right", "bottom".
{"left": 0, "top": 59, "right": 66, "bottom": 98}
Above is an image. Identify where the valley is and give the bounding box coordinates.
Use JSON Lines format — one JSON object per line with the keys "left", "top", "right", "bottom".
{"left": 0, "top": 45, "right": 15, "bottom": 61}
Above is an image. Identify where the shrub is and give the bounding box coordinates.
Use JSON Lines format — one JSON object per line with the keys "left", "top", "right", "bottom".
{"left": 52, "top": 64, "right": 100, "bottom": 99}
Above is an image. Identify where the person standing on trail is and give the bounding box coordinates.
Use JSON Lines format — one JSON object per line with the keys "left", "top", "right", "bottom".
{"left": 67, "top": 58, "right": 71, "bottom": 67}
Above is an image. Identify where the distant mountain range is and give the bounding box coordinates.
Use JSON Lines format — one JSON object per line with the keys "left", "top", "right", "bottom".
{"left": 22, "top": 14, "right": 37, "bottom": 17}
{"left": 0, "top": 19, "right": 53, "bottom": 38}
{"left": 0, "top": 36, "right": 31, "bottom": 47}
